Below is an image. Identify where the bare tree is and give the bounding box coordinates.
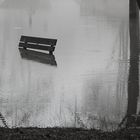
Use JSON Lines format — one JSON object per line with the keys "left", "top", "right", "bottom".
{"left": 126, "top": 0, "right": 139, "bottom": 126}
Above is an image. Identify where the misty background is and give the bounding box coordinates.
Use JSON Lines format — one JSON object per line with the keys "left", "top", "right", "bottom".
{"left": 0, "top": 0, "right": 133, "bottom": 129}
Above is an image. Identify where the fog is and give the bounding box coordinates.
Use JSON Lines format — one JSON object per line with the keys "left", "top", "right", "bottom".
{"left": 0, "top": 0, "right": 129, "bottom": 129}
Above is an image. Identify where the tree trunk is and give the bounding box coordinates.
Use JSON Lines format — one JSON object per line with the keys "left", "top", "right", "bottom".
{"left": 126, "top": 0, "right": 139, "bottom": 126}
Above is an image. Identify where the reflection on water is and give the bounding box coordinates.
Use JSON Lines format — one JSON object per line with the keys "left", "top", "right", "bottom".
{"left": 0, "top": 0, "right": 129, "bottom": 129}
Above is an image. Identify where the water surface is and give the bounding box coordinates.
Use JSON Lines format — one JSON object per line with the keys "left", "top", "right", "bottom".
{"left": 0, "top": 0, "right": 129, "bottom": 129}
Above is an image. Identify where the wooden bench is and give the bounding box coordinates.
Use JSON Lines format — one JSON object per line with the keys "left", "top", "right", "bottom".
{"left": 19, "top": 35, "right": 57, "bottom": 55}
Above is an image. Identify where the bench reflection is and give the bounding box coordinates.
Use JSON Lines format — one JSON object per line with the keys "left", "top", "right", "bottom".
{"left": 19, "top": 48, "right": 57, "bottom": 66}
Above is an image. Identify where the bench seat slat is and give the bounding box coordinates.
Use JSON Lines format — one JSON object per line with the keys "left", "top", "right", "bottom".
{"left": 19, "top": 42, "right": 55, "bottom": 52}
{"left": 20, "top": 36, "right": 57, "bottom": 46}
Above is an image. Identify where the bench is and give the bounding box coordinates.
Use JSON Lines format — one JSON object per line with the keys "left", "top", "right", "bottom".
{"left": 19, "top": 35, "right": 57, "bottom": 55}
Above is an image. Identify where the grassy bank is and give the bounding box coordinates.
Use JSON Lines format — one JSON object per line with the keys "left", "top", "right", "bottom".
{"left": 0, "top": 127, "right": 140, "bottom": 140}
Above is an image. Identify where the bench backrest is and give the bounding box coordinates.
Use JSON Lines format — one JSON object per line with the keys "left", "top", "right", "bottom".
{"left": 19, "top": 35, "right": 57, "bottom": 54}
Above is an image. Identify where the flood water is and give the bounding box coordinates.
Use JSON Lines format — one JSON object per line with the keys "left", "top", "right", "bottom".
{"left": 0, "top": 0, "right": 130, "bottom": 129}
